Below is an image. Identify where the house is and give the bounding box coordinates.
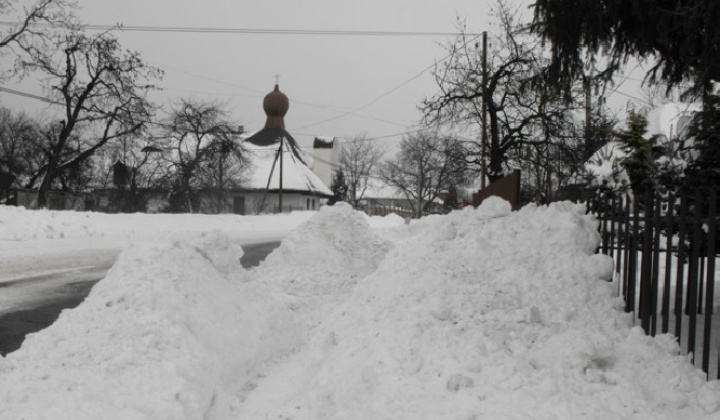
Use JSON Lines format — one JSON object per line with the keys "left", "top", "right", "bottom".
{"left": 583, "top": 102, "right": 701, "bottom": 193}
{"left": 311, "top": 136, "right": 341, "bottom": 189}
{"left": 239, "top": 84, "right": 332, "bottom": 214}
{"left": 356, "top": 180, "right": 416, "bottom": 218}
{"left": 646, "top": 102, "right": 700, "bottom": 142}
{"left": 38, "top": 84, "right": 332, "bottom": 215}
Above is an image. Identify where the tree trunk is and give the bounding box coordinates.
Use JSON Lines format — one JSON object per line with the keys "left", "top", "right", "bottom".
{"left": 36, "top": 161, "right": 58, "bottom": 209}
{"left": 416, "top": 161, "right": 424, "bottom": 218}
{"left": 487, "top": 103, "right": 504, "bottom": 183}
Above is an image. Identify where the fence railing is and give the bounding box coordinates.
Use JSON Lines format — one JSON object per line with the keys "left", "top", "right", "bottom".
{"left": 589, "top": 188, "right": 719, "bottom": 380}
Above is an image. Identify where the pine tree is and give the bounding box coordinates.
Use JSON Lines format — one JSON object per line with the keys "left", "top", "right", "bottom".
{"left": 532, "top": 0, "right": 720, "bottom": 96}
{"left": 684, "top": 94, "right": 720, "bottom": 189}
{"left": 327, "top": 169, "right": 348, "bottom": 206}
{"left": 617, "top": 110, "right": 661, "bottom": 199}
{"left": 443, "top": 185, "right": 460, "bottom": 213}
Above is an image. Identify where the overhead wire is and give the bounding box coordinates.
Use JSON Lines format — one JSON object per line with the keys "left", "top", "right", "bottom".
{"left": 151, "top": 56, "right": 425, "bottom": 131}
{"left": 0, "top": 83, "right": 423, "bottom": 147}
{"left": 0, "top": 86, "right": 59, "bottom": 105}
{"left": 0, "top": 19, "right": 482, "bottom": 144}
{"left": 0, "top": 21, "right": 481, "bottom": 37}
{"left": 294, "top": 32, "right": 482, "bottom": 132}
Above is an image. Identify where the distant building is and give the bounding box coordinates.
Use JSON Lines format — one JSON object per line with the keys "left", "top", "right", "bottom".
{"left": 36, "top": 84, "right": 332, "bottom": 215}
{"left": 311, "top": 137, "right": 341, "bottom": 189}
{"left": 356, "top": 180, "right": 417, "bottom": 218}
{"left": 646, "top": 102, "right": 700, "bottom": 142}
{"left": 241, "top": 84, "right": 332, "bottom": 214}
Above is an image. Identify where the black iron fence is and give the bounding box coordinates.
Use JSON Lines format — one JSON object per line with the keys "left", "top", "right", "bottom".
{"left": 589, "top": 188, "right": 719, "bottom": 380}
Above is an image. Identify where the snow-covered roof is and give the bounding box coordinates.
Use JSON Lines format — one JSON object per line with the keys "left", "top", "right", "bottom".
{"left": 584, "top": 141, "right": 630, "bottom": 189}
{"left": 359, "top": 179, "right": 406, "bottom": 200}
{"left": 238, "top": 84, "right": 332, "bottom": 198}
{"left": 243, "top": 140, "right": 332, "bottom": 197}
{"left": 646, "top": 102, "right": 700, "bottom": 140}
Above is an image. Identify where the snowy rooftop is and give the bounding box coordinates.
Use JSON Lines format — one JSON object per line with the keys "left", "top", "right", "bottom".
{"left": 243, "top": 140, "right": 332, "bottom": 197}
{"left": 361, "top": 179, "right": 406, "bottom": 200}
{"left": 646, "top": 102, "right": 701, "bottom": 140}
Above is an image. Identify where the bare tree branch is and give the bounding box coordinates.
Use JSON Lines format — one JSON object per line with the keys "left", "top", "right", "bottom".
{"left": 21, "top": 28, "right": 161, "bottom": 207}
{"left": 339, "top": 133, "right": 385, "bottom": 208}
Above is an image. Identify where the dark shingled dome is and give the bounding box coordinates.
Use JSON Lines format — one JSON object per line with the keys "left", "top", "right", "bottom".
{"left": 263, "top": 84, "right": 289, "bottom": 129}
{"left": 244, "top": 84, "right": 306, "bottom": 165}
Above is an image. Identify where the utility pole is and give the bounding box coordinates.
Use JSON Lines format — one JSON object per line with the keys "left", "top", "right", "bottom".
{"left": 279, "top": 136, "right": 283, "bottom": 213}
{"left": 481, "top": 31, "right": 488, "bottom": 189}
{"left": 584, "top": 67, "right": 593, "bottom": 162}
{"left": 217, "top": 141, "right": 225, "bottom": 214}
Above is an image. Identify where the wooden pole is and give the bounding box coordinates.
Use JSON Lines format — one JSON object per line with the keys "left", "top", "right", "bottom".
{"left": 279, "top": 136, "right": 284, "bottom": 213}
{"left": 481, "top": 31, "right": 488, "bottom": 189}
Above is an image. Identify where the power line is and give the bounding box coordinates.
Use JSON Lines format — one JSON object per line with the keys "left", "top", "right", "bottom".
{"left": 0, "top": 84, "right": 453, "bottom": 145}
{"left": 0, "top": 86, "right": 59, "bottom": 105}
{"left": 0, "top": 21, "right": 481, "bottom": 37}
{"left": 0, "top": 22, "right": 479, "bottom": 140}
{"left": 146, "top": 58, "right": 419, "bottom": 130}
{"left": 295, "top": 33, "right": 482, "bottom": 132}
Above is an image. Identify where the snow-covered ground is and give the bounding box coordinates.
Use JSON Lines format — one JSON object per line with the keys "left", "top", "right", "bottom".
{"left": 0, "top": 200, "right": 719, "bottom": 419}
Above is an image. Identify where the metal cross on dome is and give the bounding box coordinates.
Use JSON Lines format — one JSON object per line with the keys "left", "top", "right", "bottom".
{"left": 275, "top": 74, "right": 280, "bottom": 85}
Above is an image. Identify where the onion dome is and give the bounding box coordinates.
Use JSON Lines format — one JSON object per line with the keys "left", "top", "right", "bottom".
{"left": 263, "top": 84, "right": 289, "bottom": 129}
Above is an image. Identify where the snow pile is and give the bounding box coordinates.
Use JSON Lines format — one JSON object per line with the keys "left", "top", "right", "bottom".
{"left": 235, "top": 197, "right": 719, "bottom": 419}
{"left": 1, "top": 199, "right": 718, "bottom": 419}
{"left": 257, "top": 202, "right": 391, "bottom": 298}
{"left": 585, "top": 141, "right": 631, "bottom": 190}
{"left": 0, "top": 205, "right": 316, "bottom": 242}
{"left": 0, "top": 204, "right": 394, "bottom": 419}
{"left": 0, "top": 231, "right": 297, "bottom": 419}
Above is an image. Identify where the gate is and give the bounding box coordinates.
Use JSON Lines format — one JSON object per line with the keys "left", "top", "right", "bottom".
{"left": 590, "top": 188, "right": 719, "bottom": 380}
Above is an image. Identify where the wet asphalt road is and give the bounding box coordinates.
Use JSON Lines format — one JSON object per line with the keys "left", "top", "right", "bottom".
{"left": 0, "top": 241, "right": 280, "bottom": 356}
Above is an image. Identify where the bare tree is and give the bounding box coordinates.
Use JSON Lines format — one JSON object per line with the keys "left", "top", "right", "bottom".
{"left": 339, "top": 133, "right": 385, "bottom": 208}
{"left": 19, "top": 28, "right": 160, "bottom": 207}
{"left": 422, "top": 1, "right": 579, "bottom": 186}
{"left": 0, "top": 0, "right": 76, "bottom": 77}
{"left": 378, "top": 130, "right": 470, "bottom": 218}
{"left": 0, "top": 106, "right": 42, "bottom": 187}
{"left": 156, "top": 98, "right": 247, "bottom": 213}
{"left": 89, "top": 132, "right": 167, "bottom": 212}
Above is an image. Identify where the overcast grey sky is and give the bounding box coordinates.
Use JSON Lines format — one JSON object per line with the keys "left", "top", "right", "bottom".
{"left": 1, "top": 0, "right": 516, "bottom": 149}
{"left": 2, "top": 0, "right": 650, "bottom": 152}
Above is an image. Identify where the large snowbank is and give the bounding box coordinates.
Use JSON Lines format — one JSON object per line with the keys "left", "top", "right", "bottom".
{"left": 0, "top": 205, "right": 316, "bottom": 243}
{"left": 0, "top": 200, "right": 718, "bottom": 419}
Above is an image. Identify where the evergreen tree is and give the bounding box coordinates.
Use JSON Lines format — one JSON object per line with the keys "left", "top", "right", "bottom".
{"left": 327, "top": 169, "right": 348, "bottom": 206}
{"left": 616, "top": 110, "right": 662, "bottom": 198}
{"left": 443, "top": 185, "right": 460, "bottom": 213}
{"left": 684, "top": 94, "right": 720, "bottom": 189}
{"left": 532, "top": 0, "right": 720, "bottom": 96}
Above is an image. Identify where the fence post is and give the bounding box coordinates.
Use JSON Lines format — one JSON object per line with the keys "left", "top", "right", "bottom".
{"left": 661, "top": 190, "right": 674, "bottom": 334}
{"left": 702, "top": 189, "right": 716, "bottom": 377}
{"left": 622, "top": 194, "right": 631, "bottom": 302}
{"left": 639, "top": 189, "right": 654, "bottom": 334}
{"left": 686, "top": 189, "right": 703, "bottom": 362}
{"left": 600, "top": 191, "right": 609, "bottom": 255}
{"left": 627, "top": 196, "right": 640, "bottom": 314}
{"left": 610, "top": 193, "right": 618, "bottom": 267}
{"left": 651, "top": 192, "right": 662, "bottom": 336}
{"left": 675, "top": 191, "right": 688, "bottom": 340}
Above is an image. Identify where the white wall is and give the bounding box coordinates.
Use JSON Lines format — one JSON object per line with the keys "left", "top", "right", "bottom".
{"left": 238, "top": 191, "right": 321, "bottom": 214}
{"left": 312, "top": 139, "right": 340, "bottom": 188}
